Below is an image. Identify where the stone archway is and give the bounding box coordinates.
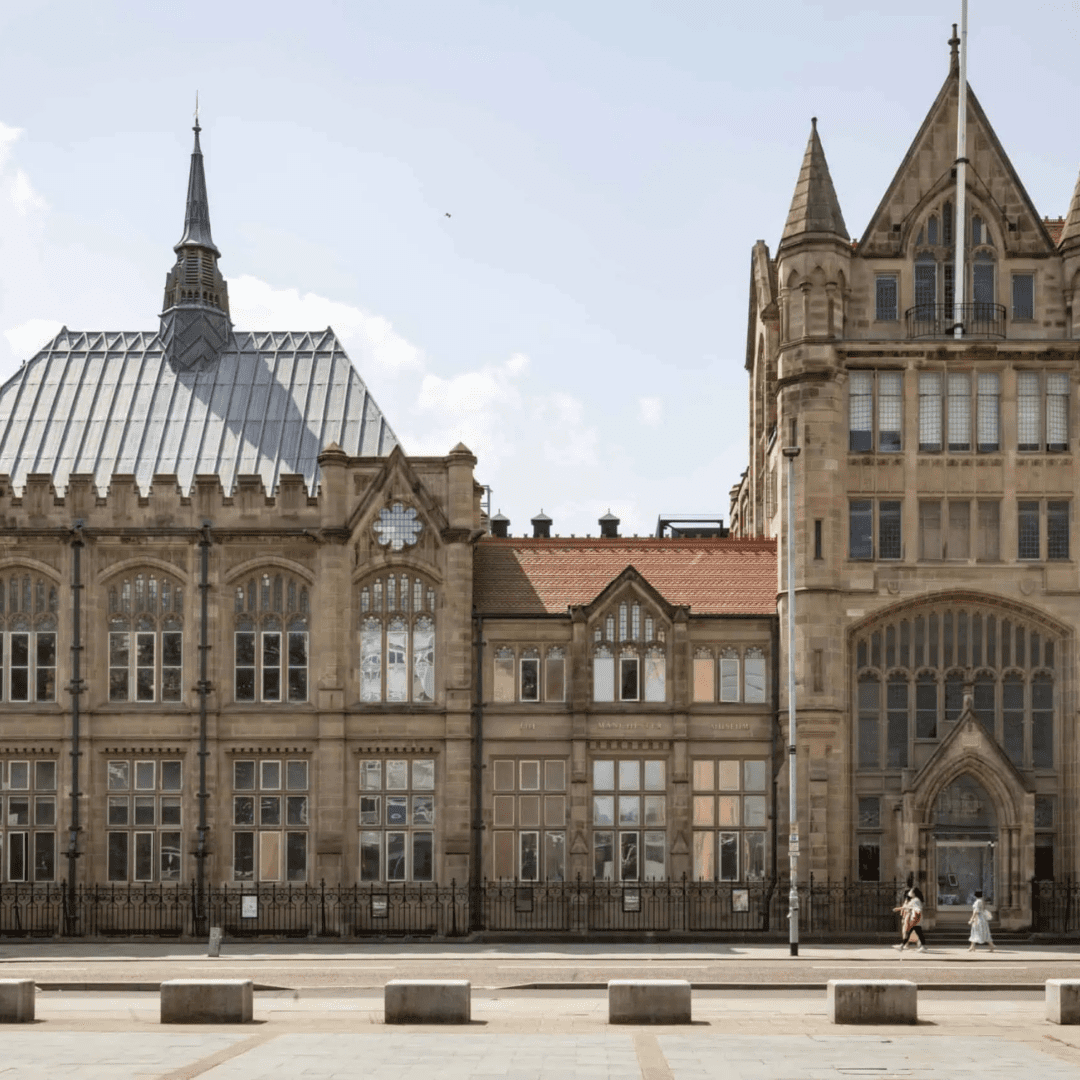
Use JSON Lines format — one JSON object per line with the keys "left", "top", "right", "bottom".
{"left": 901, "top": 708, "right": 1034, "bottom": 929}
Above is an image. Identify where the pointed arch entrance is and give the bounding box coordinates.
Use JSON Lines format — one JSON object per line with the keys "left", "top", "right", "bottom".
{"left": 902, "top": 711, "right": 1034, "bottom": 927}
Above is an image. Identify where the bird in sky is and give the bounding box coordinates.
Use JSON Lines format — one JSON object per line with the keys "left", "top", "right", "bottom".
{"left": 445, "top": 212, "right": 451, "bottom": 218}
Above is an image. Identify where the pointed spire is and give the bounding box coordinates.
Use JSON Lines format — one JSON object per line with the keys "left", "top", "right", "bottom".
{"left": 948, "top": 23, "right": 960, "bottom": 77}
{"left": 780, "top": 118, "right": 849, "bottom": 246}
{"left": 1059, "top": 163, "right": 1080, "bottom": 252}
{"left": 159, "top": 106, "right": 231, "bottom": 369}
{"left": 175, "top": 112, "right": 220, "bottom": 255}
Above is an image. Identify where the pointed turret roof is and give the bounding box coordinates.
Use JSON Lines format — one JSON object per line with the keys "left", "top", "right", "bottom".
{"left": 779, "top": 118, "right": 849, "bottom": 246}
{"left": 1059, "top": 164, "right": 1080, "bottom": 251}
{"left": 175, "top": 120, "right": 219, "bottom": 256}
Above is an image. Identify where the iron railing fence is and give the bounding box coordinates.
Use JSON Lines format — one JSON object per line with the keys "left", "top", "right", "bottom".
{"left": 0, "top": 877, "right": 909, "bottom": 940}
{"left": 905, "top": 301, "right": 1007, "bottom": 340}
{"left": 1031, "top": 878, "right": 1080, "bottom": 933}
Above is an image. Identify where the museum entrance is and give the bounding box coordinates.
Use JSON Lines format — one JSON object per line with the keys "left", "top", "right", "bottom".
{"left": 933, "top": 774, "right": 997, "bottom": 921}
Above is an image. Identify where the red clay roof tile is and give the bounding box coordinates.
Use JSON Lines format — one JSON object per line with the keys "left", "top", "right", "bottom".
{"left": 474, "top": 537, "right": 777, "bottom": 616}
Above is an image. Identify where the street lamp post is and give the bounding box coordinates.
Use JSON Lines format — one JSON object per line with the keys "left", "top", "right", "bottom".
{"left": 782, "top": 442, "right": 801, "bottom": 957}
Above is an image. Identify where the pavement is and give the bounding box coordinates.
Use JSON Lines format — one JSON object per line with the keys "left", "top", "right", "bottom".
{"left": 3, "top": 943, "right": 1080, "bottom": 1077}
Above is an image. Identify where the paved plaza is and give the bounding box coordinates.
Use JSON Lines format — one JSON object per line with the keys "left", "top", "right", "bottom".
{"left": 3, "top": 944, "right": 1080, "bottom": 1077}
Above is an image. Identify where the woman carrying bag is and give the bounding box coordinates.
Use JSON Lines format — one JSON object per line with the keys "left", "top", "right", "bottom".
{"left": 892, "top": 887, "right": 927, "bottom": 952}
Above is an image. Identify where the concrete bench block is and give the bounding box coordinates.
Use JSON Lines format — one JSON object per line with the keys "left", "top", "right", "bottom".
{"left": 160, "top": 979, "right": 253, "bottom": 1024}
{"left": 828, "top": 980, "right": 917, "bottom": 1025}
{"left": 1046, "top": 980, "right": 1080, "bottom": 1024}
{"left": 384, "top": 980, "right": 471, "bottom": 1024}
{"left": 608, "top": 979, "right": 692, "bottom": 1024}
{"left": 0, "top": 979, "right": 35, "bottom": 1023}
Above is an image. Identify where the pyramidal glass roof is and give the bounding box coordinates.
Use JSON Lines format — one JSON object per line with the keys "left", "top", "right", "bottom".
{"left": 0, "top": 326, "right": 399, "bottom": 496}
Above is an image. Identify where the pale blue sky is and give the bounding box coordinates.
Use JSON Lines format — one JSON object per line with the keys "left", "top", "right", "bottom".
{"left": 1, "top": 2, "right": 1078, "bottom": 535}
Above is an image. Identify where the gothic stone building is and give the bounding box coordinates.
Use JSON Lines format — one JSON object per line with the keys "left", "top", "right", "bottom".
{"left": 0, "top": 121, "right": 778, "bottom": 915}
{"left": 732, "top": 31, "right": 1080, "bottom": 927}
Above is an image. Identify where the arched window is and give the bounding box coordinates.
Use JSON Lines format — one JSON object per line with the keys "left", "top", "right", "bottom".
{"left": 107, "top": 572, "right": 183, "bottom": 703}
{"left": 591, "top": 600, "right": 667, "bottom": 703}
{"left": 233, "top": 572, "right": 309, "bottom": 703}
{"left": 854, "top": 603, "right": 1057, "bottom": 771}
{"left": 358, "top": 573, "right": 437, "bottom": 703}
{"left": 0, "top": 573, "right": 59, "bottom": 703}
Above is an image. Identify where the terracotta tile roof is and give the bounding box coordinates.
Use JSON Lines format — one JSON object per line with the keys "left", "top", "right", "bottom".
{"left": 1044, "top": 216, "right": 1065, "bottom": 246}
{"left": 474, "top": 537, "right": 778, "bottom": 616}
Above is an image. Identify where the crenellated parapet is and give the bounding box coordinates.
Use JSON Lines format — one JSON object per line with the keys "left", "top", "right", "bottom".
{"left": 0, "top": 444, "right": 481, "bottom": 542}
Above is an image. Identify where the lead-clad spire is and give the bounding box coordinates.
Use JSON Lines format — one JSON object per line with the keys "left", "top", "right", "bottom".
{"left": 780, "top": 118, "right": 849, "bottom": 246}
{"left": 175, "top": 119, "right": 220, "bottom": 255}
{"left": 159, "top": 111, "right": 231, "bottom": 369}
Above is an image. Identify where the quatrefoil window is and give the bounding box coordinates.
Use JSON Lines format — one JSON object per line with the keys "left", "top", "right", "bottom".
{"left": 374, "top": 503, "right": 423, "bottom": 551}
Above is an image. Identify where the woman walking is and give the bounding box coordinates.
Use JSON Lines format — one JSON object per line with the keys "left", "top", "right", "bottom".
{"left": 892, "top": 887, "right": 927, "bottom": 953}
{"left": 968, "top": 891, "right": 995, "bottom": 952}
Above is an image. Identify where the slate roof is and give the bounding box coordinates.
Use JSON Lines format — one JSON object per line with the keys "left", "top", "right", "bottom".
{"left": 473, "top": 537, "right": 778, "bottom": 616}
{"left": 0, "top": 326, "right": 398, "bottom": 496}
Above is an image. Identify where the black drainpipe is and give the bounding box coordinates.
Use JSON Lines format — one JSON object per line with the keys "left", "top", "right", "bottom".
{"left": 65, "top": 520, "right": 85, "bottom": 933}
{"left": 195, "top": 520, "right": 212, "bottom": 928}
{"left": 470, "top": 610, "right": 484, "bottom": 932}
{"left": 767, "top": 612, "right": 781, "bottom": 929}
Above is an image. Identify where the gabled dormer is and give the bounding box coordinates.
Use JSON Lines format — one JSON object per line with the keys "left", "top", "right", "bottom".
{"left": 575, "top": 567, "right": 685, "bottom": 705}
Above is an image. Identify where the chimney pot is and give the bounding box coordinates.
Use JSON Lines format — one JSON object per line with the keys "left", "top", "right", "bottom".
{"left": 531, "top": 509, "right": 552, "bottom": 539}
{"left": 490, "top": 510, "right": 510, "bottom": 538}
{"left": 599, "top": 509, "right": 620, "bottom": 539}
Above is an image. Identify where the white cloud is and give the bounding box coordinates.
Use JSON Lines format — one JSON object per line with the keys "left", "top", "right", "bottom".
{"left": 404, "top": 354, "right": 530, "bottom": 459}
{"left": 228, "top": 274, "right": 425, "bottom": 374}
{"left": 540, "top": 392, "right": 599, "bottom": 467}
{"left": 10, "top": 169, "right": 45, "bottom": 215}
{"left": 0, "top": 122, "right": 22, "bottom": 168}
{"left": 3, "top": 319, "right": 62, "bottom": 360}
{"left": 638, "top": 395, "right": 663, "bottom": 426}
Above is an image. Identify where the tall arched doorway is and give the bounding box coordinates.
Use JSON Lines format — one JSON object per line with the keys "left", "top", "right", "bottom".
{"left": 933, "top": 774, "right": 996, "bottom": 912}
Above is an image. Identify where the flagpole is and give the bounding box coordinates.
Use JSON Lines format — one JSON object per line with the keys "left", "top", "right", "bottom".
{"left": 953, "top": 0, "right": 968, "bottom": 339}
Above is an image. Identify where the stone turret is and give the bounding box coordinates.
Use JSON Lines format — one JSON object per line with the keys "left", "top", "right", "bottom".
{"left": 776, "top": 118, "right": 851, "bottom": 346}
{"left": 159, "top": 116, "right": 232, "bottom": 368}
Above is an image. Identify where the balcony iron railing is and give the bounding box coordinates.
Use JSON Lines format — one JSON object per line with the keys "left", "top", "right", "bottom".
{"left": 907, "top": 302, "right": 1006, "bottom": 339}
{"left": 905, "top": 302, "right": 1006, "bottom": 340}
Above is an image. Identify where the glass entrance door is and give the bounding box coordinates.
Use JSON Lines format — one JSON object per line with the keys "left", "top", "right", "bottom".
{"left": 936, "top": 841, "right": 994, "bottom": 909}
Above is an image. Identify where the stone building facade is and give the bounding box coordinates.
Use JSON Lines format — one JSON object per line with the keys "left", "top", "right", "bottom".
{"left": 731, "top": 30, "right": 1080, "bottom": 927}
{"left": 0, "top": 122, "right": 779, "bottom": 909}
{"left": 474, "top": 537, "right": 776, "bottom": 889}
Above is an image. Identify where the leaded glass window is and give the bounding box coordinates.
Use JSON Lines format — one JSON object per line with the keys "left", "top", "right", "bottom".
{"left": 357, "top": 576, "right": 437, "bottom": 703}
{"left": 107, "top": 757, "right": 185, "bottom": 883}
{"left": 233, "top": 572, "right": 308, "bottom": 703}
{"left": 360, "top": 757, "right": 435, "bottom": 882}
{"left": 592, "top": 600, "right": 666, "bottom": 703}
{"left": 108, "top": 572, "right": 183, "bottom": 704}
{"left": 373, "top": 503, "right": 423, "bottom": 551}
{"left": 855, "top": 605, "right": 1057, "bottom": 772}
{"left": 592, "top": 757, "right": 666, "bottom": 882}
{"left": 1012, "top": 273, "right": 1034, "bottom": 320}
{"left": 492, "top": 758, "right": 566, "bottom": 881}
{"left": 1, "top": 758, "right": 58, "bottom": 882}
{"left": 233, "top": 757, "right": 308, "bottom": 882}
{"left": 692, "top": 757, "right": 767, "bottom": 881}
